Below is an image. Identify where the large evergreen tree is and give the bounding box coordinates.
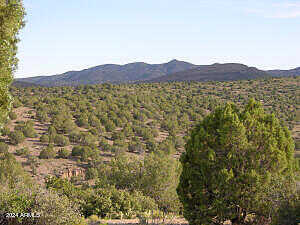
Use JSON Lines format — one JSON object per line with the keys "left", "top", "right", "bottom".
{"left": 0, "top": 0, "right": 25, "bottom": 130}
{"left": 177, "top": 99, "right": 297, "bottom": 225}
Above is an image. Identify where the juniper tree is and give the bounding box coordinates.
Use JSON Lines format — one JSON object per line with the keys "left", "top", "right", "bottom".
{"left": 177, "top": 99, "right": 297, "bottom": 225}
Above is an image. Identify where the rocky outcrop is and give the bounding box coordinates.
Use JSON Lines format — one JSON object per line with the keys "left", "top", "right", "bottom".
{"left": 58, "top": 167, "right": 85, "bottom": 180}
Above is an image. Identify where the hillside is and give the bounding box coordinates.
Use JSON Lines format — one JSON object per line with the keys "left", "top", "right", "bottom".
{"left": 2, "top": 77, "right": 299, "bottom": 224}
{"left": 5, "top": 76, "right": 299, "bottom": 185}
{"left": 148, "top": 63, "right": 270, "bottom": 82}
{"left": 17, "top": 59, "right": 196, "bottom": 86}
{"left": 12, "top": 80, "right": 39, "bottom": 87}
{"left": 16, "top": 60, "right": 300, "bottom": 86}
{"left": 268, "top": 67, "right": 300, "bottom": 77}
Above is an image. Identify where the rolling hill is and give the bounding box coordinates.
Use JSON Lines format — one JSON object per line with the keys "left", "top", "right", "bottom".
{"left": 148, "top": 63, "right": 270, "bottom": 82}
{"left": 15, "top": 60, "right": 300, "bottom": 86}
{"left": 16, "top": 59, "right": 196, "bottom": 86}
{"left": 267, "top": 67, "right": 300, "bottom": 77}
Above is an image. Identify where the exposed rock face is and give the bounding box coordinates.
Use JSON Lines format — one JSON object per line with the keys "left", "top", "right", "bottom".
{"left": 58, "top": 167, "right": 85, "bottom": 180}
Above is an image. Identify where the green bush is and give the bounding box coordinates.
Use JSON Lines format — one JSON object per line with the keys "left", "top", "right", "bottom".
{"left": 36, "top": 110, "right": 49, "bottom": 123}
{"left": 0, "top": 142, "right": 9, "bottom": 154}
{"left": 9, "top": 130, "right": 25, "bottom": 145}
{"left": 83, "top": 186, "right": 158, "bottom": 219}
{"left": 71, "top": 146, "right": 82, "bottom": 157}
{"left": 69, "top": 131, "right": 81, "bottom": 143}
{"left": 57, "top": 148, "right": 70, "bottom": 159}
{"left": 62, "top": 118, "right": 76, "bottom": 134}
{"left": 71, "top": 145, "right": 96, "bottom": 161}
{"left": 54, "top": 134, "right": 70, "bottom": 147}
{"left": 98, "top": 153, "right": 181, "bottom": 214}
{"left": 12, "top": 98, "right": 22, "bottom": 108}
{"left": 22, "top": 125, "right": 37, "bottom": 138}
{"left": 1, "top": 126, "right": 10, "bottom": 136}
{"left": 40, "top": 134, "right": 50, "bottom": 143}
{"left": 8, "top": 111, "right": 17, "bottom": 120}
{"left": 85, "top": 167, "right": 98, "bottom": 180}
{"left": 39, "top": 145, "right": 56, "bottom": 159}
{"left": 16, "top": 147, "right": 29, "bottom": 156}
{"left": 0, "top": 183, "right": 83, "bottom": 225}
{"left": 273, "top": 191, "right": 300, "bottom": 225}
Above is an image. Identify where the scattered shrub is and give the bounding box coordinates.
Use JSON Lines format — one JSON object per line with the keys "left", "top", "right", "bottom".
{"left": 9, "top": 130, "right": 25, "bottom": 145}
{"left": 8, "top": 111, "right": 17, "bottom": 120}
{"left": 85, "top": 167, "right": 98, "bottom": 180}
{"left": 1, "top": 126, "right": 10, "bottom": 136}
{"left": 54, "top": 134, "right": 70, "bottom": 147}
{"left": 57, "top": 148, "right": 70, "bottom": 159}
{"left": 22, "top": 125, "right": 37, "bottom": 138}
{"left": 16, "top": 147, "right": 30, "bottom": 156}
{"left": 0, "top": 142, "right": 9, "bottom": 154}
{"left": 39, "top": 145, "right": 56, "bottom": 159}
{"left": 40, "top": 134, "right": 50, "bottom": 143}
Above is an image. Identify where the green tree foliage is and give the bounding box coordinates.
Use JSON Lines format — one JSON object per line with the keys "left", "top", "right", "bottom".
{"left": 26, "top": 155, "right": 39, "bottom": 175}
{"left": 1, "top": 125, "right": 10, "bottom": 136}
{"left": 57, "top": 148, "right": 70, "bottom": 159}
{"left": 71, "top": 145, "right": 96, "bottom": 162}
{"left": 97, "top": 152, "right": 182, "bottom": 214}
{"left": 9, "top": 129, "right": 25, "bottom": 145}
{"left": 15, "top": 146, "right": 29, "bottom": 156}
{"left": 141, "top": 151, "right": 182, "bottom": 213}
{"left": 40, "top": 134, "right": 50, "bottom": 143}
{"left": 177, "top": 99, "right": 297, "bottom": 225}
{"left": 22, "top": 123, "right": 37, "bottom": 138}
{"left": 47, "top": 125, "right": 57, "bottom": 143}
{"left": 0, "top": 152, "right": 28, "bottom": 185}
{"left": 8, "top": 110, "right": 17, "bottom": 120}
{"left": 85, "top": 167, "right": 98, "bottom": 180}
{"left": 274, "top": 191, "right": 300, "bottom": 225}
{"left": 45, "top": 176, "right": 157, "bottom": 220}
{"left": 0, "top": 141, "right": 8, "bottom": 154}
{"left": 0, "top": 183, "right": 83, "bottom": 225}
{"left": 36, "top": 109, "right": 49, "bottom": 123}
{"left": 39, "top": 144, "right": 56, "bottom": 159}
{"left": 54, "top": 134, "right": 70, "bottom": 147}
{"left": 83, "top": 186, "right": 158, "bottom": 219}
{"left": 0, "top": 0, "right": 25, "bottom": 131}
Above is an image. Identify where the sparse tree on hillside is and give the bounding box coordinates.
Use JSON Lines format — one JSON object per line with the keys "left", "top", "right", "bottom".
{"left": 9, "top": 130, "right": 25, "bottom": 145}
{"left": 39, "top": 144, "right": 56, "bottom": 159}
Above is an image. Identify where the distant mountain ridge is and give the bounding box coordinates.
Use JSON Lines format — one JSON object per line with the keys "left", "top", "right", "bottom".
{"left": 267, "top": 67, "right": 300, "bottom": 77}
{"left": 17, "top": 59, "right": 196, "bottom": 86}
{"left": 16, "top": 60, "right": 300, "bottom": 86}
{"left": 148, "top": 63, "right": 270, "bottom": 83}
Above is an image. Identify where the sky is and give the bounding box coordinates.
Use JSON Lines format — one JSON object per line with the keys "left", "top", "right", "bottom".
{"left": 16, "top": 0, "right": 300, "bottom": 78}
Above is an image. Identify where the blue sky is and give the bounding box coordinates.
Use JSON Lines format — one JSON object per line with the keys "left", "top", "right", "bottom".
{"left": 16, "top": 0, "right": 300, "bottom": 78}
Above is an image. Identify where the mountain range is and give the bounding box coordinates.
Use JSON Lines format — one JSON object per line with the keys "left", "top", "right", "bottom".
{"left": 15, "top": 60, "right": 300, "bottom": 86}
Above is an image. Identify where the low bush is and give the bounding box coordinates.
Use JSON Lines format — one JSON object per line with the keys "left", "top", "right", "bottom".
{"left": 16, "top": 147, "right": 30, "bottom": 156}
{"left": 54, "top": 134, "right": 70, "bottom": 147}
{"left": 1, "top": 126, "right": 10, "bottom": 136}
{"left": 40, "top": 134, "right": 50, "bottom": 143}
{"left": 39, "top": 145, "right": 56, "bottom": 159}
{"left": 8, "top": 111, "right": 17, "bottom": 120}
{"left": 83, "top": 186, "right": 158, "bottom": 219}
{"left": 9, "top": 130, "right": 25, "bottom": 145}
{"left": 57, "top": 148, "right": 70, "bottom": 159}
{"left": 22, "top": 125, "right": 37, "bottom": 138}
{"left": 0, "top": 142, "right": 9, "bottom": 154}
